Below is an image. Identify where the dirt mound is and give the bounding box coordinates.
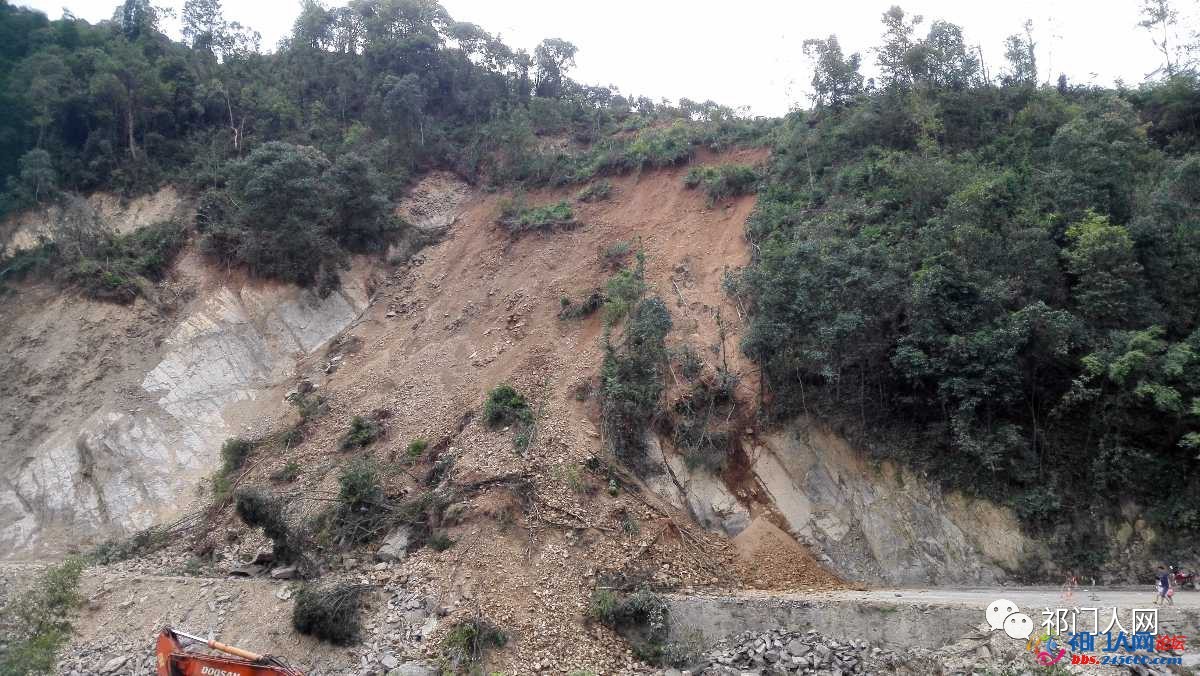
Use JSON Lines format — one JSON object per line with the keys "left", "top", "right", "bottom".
{"left": 732, "top": 517, "right": 844, "bottom": 590}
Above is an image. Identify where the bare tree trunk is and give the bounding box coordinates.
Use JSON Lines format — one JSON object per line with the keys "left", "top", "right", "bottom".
{"left": 224, "top": 91, "right": 241, "bottom": 154}
{"left": 126, "top": 102, "right": 137, "bottom": 159}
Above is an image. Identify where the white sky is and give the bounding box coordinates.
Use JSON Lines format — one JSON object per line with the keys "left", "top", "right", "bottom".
{"left": 16, "top": 0, "right": 1193, "bottom": 116}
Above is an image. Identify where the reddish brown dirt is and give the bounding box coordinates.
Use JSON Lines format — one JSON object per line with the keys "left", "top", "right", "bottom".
{"left": 187, "top": 149, "right": 842, "bottom": 673}
{"left": 731, "top": 517, "right": 844, "bottom": 591}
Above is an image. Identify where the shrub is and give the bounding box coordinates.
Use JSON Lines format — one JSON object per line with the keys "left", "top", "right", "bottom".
{"left": 211, "top": 474, "right": 234, "bottom": 504}
{"left": 220, "top": 437, "right": 254, "bottom": 475}
{"left": 235, "top": 488, "right": 301, "bottom": 564}
{"left": 427, "top": 532, "right": 455, "bottom": 551}
{"left": 483, "top": 385, "right": 533, "bottom": 428}
{"left": 681, "top": 435, "right": 730, "bottom": 473}
{"left": 339, "top": 415, "right": 382, "bottom": 450}
{"left": 406, "top": 438, "right": 428, "bottom": 459}
{"left": 601, "top": 240, "right": 632, "bottom": 269}
{"left": 310, "top": 458, "right": 403, "bottom": 548}
{"left": 601, "top": 297, "right": 672, "bottom": 463}
{"left": 588, "top": 588, "right": 619, "bottom": 623}
{"left": 292, "top": 392, "right": 327, "bottom": 421}
{"left": 1, "top": 214, "right": 187, "bottom": 302}
{"left": 603, "top": 253, "right": 647, "bottom": 325}
{"left": 271, "top": 460, "right": 301, "bottom": 483}
{"left": 199, "top": 143, "right": 397, "bottom": 292}
{"left": 0, "top": 239, "right": 57, "bottom": 288}
{"left": 683, "top": 164, "right": 759, "bottom": 205}
{"left": 513, "top": 423, "right": 536, "bottom": 453}
{"left": 209, "top": 436, "right": 256, "bottom": 508}
{"left": 292, "top": 583, "right": 366, "bottom": 645}
{"left": 559, "top": 464, "right": 586, "bottom": 493}
{"left": 484, "top": 384, "right": 539, "bottom": 452}
{"left": 280, "top": 425, "right": 304, "bottom": 448}
{"left": 621, "top": 122, "right": 697, "bottom": 172}
{"left": 89, "top": 525, "right": 172, "bottom": 565}
{"left": 67, "top": 220, "right": 187, "bottom": 301}
{"left": 587, "top": 587, "right": 671, "bottom": 664}
{"left": 440, "top": 618, "right": 507, "bottom": 672}
{"left": 671, "top": 379, "right": 738, "bottom": 474}
{"left": 576, "top": 179, "right": 613, "bottom": 202}
{"left": 559, "top": 290, "right": 604, "bottom": 320}
{"left": 0, "top": 558, "right": 84, "bottom": 676}
{"left": 620, "top": 510, "right": 640, "bottom": 536}
{"left": 672, "top": 345, "right": 704, "bottom": 380}
{"left": 337, "top": 457, "right": 383, "bottom": 511}
{"left": 497, "top": 196, "right": 576, "bottom": 233}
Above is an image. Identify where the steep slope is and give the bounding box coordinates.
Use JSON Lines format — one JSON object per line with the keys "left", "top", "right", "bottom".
{"left": 0, "top": 191, "right": 379, "bottom": 558}
{"left": 151, "top": 156, "right": 1026, "bottom": 670}
{"left": 4, "top": 156, "right": 1033, "bottom": 674}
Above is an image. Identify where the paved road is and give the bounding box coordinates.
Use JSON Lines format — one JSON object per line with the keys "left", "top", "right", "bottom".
{"left": 821, "top": 586, "right": 1200, "bottom": 611}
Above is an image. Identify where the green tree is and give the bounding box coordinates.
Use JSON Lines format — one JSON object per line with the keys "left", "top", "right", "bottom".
{"left": 533, "top": 38, "right": 576, "bottom": 99}
{"left": 1130, "top": 155, "right": 1200, "bottom": 334}
{"left": 201, "top": 142, "right": 337, "bottom": 286}
{"left": 875, "top": 5, "right": 922, "bottom": 90}
{"left": 15, "top": 148, "right": 56, "bottom": 204}
{"left": 913, "top": 21, "right": 980, "bottom": 90}
{"left": 323, "top": 152, "right": 395, "bottom": 251}
{"left": 802, "top": 36, "right": 864, "bottom": 109}
{"left": 116, "top": 0, "right": 160, "bottom": 41}
{"left": 381, "top": 73, "right": 426, "bottom": 144}
{"left": 1001, "top": 20, "right": 1037, "bottom": 86}
{"left": 182, "top": 0, "right": 224, "bottom": 52}
{"left": 1045, "top": 97, "right": 1147, "bottom": 223}
{"left": 1064, "top": 212, "right": 1154, "bottom": 330}
{"left": 13, "top": 51, "right": 69, "bottom": 147}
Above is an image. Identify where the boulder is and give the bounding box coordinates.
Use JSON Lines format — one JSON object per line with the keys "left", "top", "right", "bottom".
{"left": 376, "top": 527, "right": 412, "bottom": 562}
{"left": 386, "top": 663, "right": 437, "bottom": 676}
{"left": 100, "top": 656, "right": 128, "bottom": 674}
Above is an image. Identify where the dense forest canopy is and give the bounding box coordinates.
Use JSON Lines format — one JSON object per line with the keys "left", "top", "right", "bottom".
{"left": 732, "top": 5, "right": 1200, "bottom": 568}
{"left": 1, "top": 0, "right": 1199, "bottom": 569}
{"left": 0, "top": 0, "right": 762, "bottom": 292}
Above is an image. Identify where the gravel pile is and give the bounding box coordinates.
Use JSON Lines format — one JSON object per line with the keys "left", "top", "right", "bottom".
{"left": 692, "top": 628, "right": 897, "bottom": 675}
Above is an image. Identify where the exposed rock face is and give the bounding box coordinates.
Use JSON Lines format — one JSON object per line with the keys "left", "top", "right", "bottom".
{"left": 1, "top": 186, "right": 186, "bottom": 249}
{"left": 0, "top": 192, "right": 375, "bottom": 558}
{"left": 645, "top": 435, "right": 751, "bottom": 537}
{"left": 0, "top": 265, "right": 371, "bottom": 558}
{"left": 751, "top": 421, "right": 1028, "bottom": 585}
{"left": 387, "top": 171, "right": 469, "bottom": 261}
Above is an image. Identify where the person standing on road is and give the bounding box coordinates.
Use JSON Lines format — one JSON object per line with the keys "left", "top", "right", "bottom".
{"left": 1155, "top": 566, "right": 1173, "bottom": 605}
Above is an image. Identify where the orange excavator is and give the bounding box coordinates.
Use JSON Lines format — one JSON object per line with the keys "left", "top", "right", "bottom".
{"left": 155, "top": 627, "right": 304, "bottom": 676}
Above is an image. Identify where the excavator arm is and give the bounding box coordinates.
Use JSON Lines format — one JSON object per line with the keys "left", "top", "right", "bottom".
{"left": 156, "top": 628, "right": 305, "bottom": 676}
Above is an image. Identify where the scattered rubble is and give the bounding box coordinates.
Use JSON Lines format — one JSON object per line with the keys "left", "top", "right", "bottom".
{"left": 689, "top": 627, "right": 1181, "bottom": 676}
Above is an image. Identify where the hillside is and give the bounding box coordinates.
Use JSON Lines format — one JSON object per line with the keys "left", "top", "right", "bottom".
{"left": 0, "top": 152, "right": 1048, "bottom": 674}
{"left": 2, "top": 0, "right": 1200, "bottom": 673}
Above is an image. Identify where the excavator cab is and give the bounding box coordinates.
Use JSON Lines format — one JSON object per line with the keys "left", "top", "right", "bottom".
{"left": 155, "top": 627, "right": 304, "bottom": 676}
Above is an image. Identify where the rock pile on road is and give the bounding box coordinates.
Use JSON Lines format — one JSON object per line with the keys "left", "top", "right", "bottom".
{"left": 692, "top": 629, "right": 893, "bottom": 675}
{"left": 688, "top": 626, "right": 1182, "bottom": 676}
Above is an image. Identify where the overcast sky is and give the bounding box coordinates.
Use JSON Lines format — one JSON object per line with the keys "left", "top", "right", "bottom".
{"left": 16, "top": 0, "right": 1193, "bottom": 116}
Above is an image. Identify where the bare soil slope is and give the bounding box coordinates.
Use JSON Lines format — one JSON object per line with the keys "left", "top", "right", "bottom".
{"left": 202, "top": 149, "right": 845, "bottom": 671}
{"left": 43, "top": 152, "right": 847, "bottom": 674}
